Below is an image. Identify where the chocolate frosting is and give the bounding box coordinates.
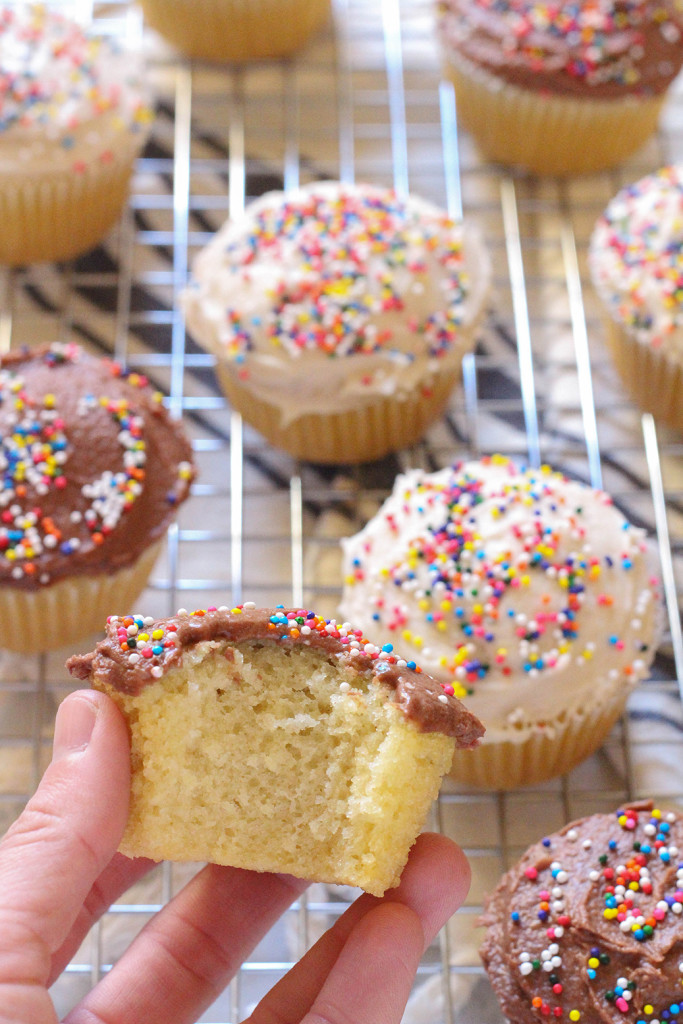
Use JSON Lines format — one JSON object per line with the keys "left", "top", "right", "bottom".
{"left": 67, "top": 604, "right": 486, "bottom": 743}
{"left": 436, "top": 0, "right": 683, "bottom": 100}
{"left": 480, "top": 801, "right": 683, "bottom": 1021}
{"left": 0, "top": 344, "right": 194, "bottom": 589}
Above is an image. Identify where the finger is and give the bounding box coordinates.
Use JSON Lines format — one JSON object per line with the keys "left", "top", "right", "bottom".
{"left": 48, "top": 852, "right": 156, "bottom": 986}
{"left": 304, "top": 902, "right": 424, "bottom": 1024}
{"left": 250, "top": 832, "right": 469, "bottom": 1024}
{"left": 65, "top": 864, "right": 308, "bottom": 1024}
{"left": 0, "top": 690, "right": 131, "bottom": 1022}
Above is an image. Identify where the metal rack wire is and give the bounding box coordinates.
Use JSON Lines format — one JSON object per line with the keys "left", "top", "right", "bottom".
{"left": 0, "top": 1, "right": 681, "bottom": 1021}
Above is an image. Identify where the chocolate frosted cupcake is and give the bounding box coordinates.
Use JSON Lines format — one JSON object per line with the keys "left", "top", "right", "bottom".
{"left": 481, "top": 802, "right": 683, "bottom": 1021}
{"left": 68, "top": 604, "right": 484, "bottom": 895}
{"left": 435, "top": 0, "right": 683, "bottom": 176}
{"left": 340, "top": 456, "right": 659, "bottom": 789}
{"left": 0, "top": 343, "right": 194, "bottom": 653}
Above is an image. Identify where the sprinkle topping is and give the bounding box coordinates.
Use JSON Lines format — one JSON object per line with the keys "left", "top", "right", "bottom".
{"left": 0, "top": 4, "right": 151, "bottom": 150}
{"left": 589, "top": 164, "right": 683, "bottom": 351}
{"left": 341, "top": 456, "right": 656, "bottom": 724}
{"left": 0, "top": 343, "right": 193, "bottom": 586}
{"left": 185, "top": 183, "right": 485, "bottom": 372}
{"left": 489, "top": 805, "right": 683, "bottom": 1021}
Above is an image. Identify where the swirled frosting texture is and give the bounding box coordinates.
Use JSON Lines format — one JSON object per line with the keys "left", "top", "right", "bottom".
{"left": 0, "top": 343, "right": 194, "bottom": 589}
{"left": 589, "top": 164, "right": 683, "bottom": 356}
{"left": 481, "top": 803, "right": 683, "bottom": 1022}
{"left": 181, "top": 181, "right": 489, "bottom": 426}
{"left": 339, "top": 456, "right": 658, "bottom": 743}
{"left": 435, "top": 0, "right": 683, "bottom": 98}
{"left": 0, "top": 4, "right": 151, "bottom": 174}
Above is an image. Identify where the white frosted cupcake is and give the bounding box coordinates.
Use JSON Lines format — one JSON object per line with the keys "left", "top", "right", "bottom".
{"left": 340, "top": 456, "right": 659, "bottom": 789}
{"left": 140, "top": 0, "right": 330, "bottom": 62}
{"left": 589, "top": 164, "right": 683, "bottom": 431}
{"left": 0, "top": 4, "right": 151, "bottom": 266}
{"left": 182, "top": 181, "right": 490, "bottom": 464}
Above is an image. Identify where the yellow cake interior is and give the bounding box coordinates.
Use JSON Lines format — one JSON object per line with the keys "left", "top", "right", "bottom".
{"left": 100, "top": 639, "right": 454, "bottom": 896}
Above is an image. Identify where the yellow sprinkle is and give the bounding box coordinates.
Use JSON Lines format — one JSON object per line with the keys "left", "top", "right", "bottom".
{"left": 569, "top": 1012, "right": 580, "bottom": 1022}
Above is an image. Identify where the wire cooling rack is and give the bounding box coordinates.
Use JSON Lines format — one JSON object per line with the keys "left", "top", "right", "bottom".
{"left": 0, "top": 1, "right": 681, "bottom": 1021}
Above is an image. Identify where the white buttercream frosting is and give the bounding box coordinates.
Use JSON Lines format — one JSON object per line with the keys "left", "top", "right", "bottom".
{"left": 589, "top": 164, "right": 683, "bottom": 357}
{"left": 339, "top": 456, "right": 659, "bottom": 744}
{"left": 181, "top": 181, "right": 490, "bottom": 427}
{"left": 0, "top": 4, "right": 151, "bottom": 175}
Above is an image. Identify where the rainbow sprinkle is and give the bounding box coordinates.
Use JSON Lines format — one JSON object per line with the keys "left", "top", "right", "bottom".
{"left": 0, "top": 343, "right": 192, "bottom": 585}
{"left": 589, "top": 164, "right": 683, "bottom": 349}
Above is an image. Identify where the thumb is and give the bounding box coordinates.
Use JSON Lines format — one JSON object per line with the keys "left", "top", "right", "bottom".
{"left": 0, "top": 689, "right": 130, "bottom": 1023}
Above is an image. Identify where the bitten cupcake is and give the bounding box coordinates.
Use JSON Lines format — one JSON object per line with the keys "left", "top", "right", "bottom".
{"left": 0, "top": 343, "right": 194, "bottom": 653}
{"left": 340, "top": 456, "right": 659, "bottom": 790}
{"left": 140, "top": 0, "right": 330, "bottom": 63}
{"left": 480, "top": 802, "right": 683, "bottom": 1022}
{"left": 182, "top": 181, "right": 490, "bottom": 464}
{"left": 435, "top": 0, "right": 683, "bottom": 176}
{"left": 68, "top": 604, "right": 484, "bottom": 896}
{"left": 0, "top": 4, "right": 151, "bottom": 266}
{"left": 589, "top": 164, "right": 683, "bottom": 432}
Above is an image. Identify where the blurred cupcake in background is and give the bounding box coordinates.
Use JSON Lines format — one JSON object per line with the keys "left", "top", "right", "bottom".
{"left": 140, "top": 0, "right": 331, "bottom": 63}
{"left": 340, "top": 456, "right": 659, "bottom": 789}
{"left": 0, "top": 343, "right": 194, "bottom": 653}
{"left": 589, "top": 163, "right": 683, "bottom": 432}
{"left": 182, "top": 181, "right": 490, "bottom": 464}
{"left": 435, "top": 0, "right": 683, "bottom": 176}
{"left": 0, "top": 3, "right": 151, "bottom": 265}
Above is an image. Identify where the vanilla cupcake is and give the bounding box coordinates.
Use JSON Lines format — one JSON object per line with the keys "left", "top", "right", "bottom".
{"left": 435, "top": 0, "right": 683, "bottom": 177}
{"left": 140, "top": 0, "right": 330, "bottom": 63}
{"left": 0, "top": 4, "right": 151, "bottom": 266}
{"left": 68, "top": 604, "right": 484, "bottom": 895}
{"left": 182, "top": 181, "right": 490, "bottom": 464}
{"left": 480, "top": 802, "right": 683, "bottom": 1021}
{"left": 589, "top": 164, "right": 683, "bottom": 431}
{"left": 340, "top": 456, "right": 659, "bottom": 790}
{"left": 0, "top": 343, "right": 194, "bottom": 653}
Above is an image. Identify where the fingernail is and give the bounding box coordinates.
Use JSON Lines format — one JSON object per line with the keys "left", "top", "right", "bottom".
{"left": 52, "top": 695, "right": 98, "bottom": 762}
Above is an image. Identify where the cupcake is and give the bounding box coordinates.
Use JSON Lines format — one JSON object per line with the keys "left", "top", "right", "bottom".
{"left": 182, "top": 181, "right": 490, "bottom": 464}
{"left": 67, "top": 604, "right": 484, "bottom": 896}
{"left": 0, "top": 343, "right": 194, "bottom": 653}
{"left": 589, "top": 164, "right": 683, "bottom": 432}
{"left": 435, "top": 0, "right": 683, "bottom": 177}
{"left": 0, "top": 4, "right": 151, "bottom": 266}
{"left": 339, "top": 455, "right": 659, "bottom": 790}
{"left": 480, "top": 802, "right": 683, "bottom": 1021}
{"left": 140, "top": 0, "right": 330, "bottom": 63}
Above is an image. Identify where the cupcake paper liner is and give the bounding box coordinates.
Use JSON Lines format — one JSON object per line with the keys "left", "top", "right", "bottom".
{"left": 0, "top": 540, "right": 162, "bottom": 654}
{"left": 140, "top": 0, "right": 331, "bottom": 62}
{"left": 441, "top": 51, "right": 665, "bottom": 177}
{"left": 448, "top": 692, "right": 631, "bottom": 791}
{"left": 216, "top": 362, "right": 464, "bottom": 464}
{"left": 603, "top": 319, "right": 683, "bottom": 433}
